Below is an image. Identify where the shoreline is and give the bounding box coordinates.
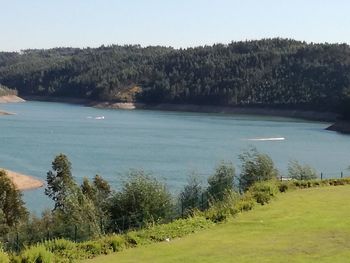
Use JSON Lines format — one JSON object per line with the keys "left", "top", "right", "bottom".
{"left": 1, "top": 169, "right": 44, "bottom": 191}
{"left": 23, "top": 96, "right": 339, "bottom": 122}
{"left": 0, "top": 95, "right": 25, "bottom": 115}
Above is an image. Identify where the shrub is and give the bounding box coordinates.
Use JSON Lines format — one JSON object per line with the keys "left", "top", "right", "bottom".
{"left": 249, "top": 180, "right": 279, "bottom": 205}
{"left": 207, "top": 162, "right": 235, "bottom": 201}
{"left": 0, "top": 250, "right": 9, "bottom": 263}
{"left": 179, "top": 174, "right": 202, "bottom": 217}
{"left": 239, "top": 147, "right": 279, "bottom": 192}
{"left": 78, "top": 241, "right": 102, "bottom": 258}
{"left": 235, "top": 192, "right": 255, "bottom": 212}
{"left": 109, "top": 170, "right": 174, "bottom": 231}
{"left": 100, "top": 235, "right": 127, "bottom": 252}
{"left": 43, "top": 238, "right": 81, "bottom": 262}
{"left": 288, "top": 160, "right": 318, "bottom": 180}
{"left": 202, "top": 190, "right": 240, "bottom": 222}
{"left": 20, "top": 245, "right": 55, "bottom": 263}
{"left": 134, "top": 216, "right": 214, "bottom": 242}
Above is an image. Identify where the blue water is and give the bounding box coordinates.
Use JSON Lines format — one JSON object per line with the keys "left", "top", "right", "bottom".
{"left": 1, "top": 101, "right": 349, "bottom": 214}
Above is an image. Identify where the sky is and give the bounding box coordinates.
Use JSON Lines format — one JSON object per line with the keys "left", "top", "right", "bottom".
{"left": 0, "top": 0, "right": 349, "bottom": 51}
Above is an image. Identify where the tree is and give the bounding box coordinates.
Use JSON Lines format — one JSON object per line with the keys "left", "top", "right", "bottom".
{"left": 45, "top": 154, "right": 101, "bottom": 239}
{"left": 0, "top": 170, "right": 27, "bottom": 232}
{"left": 239, "top": 147, "right": 278, "bottom": 192}
{"left": 207, "top": 161, "right": 235, "bottom": 201}
{"left": 109, "top": 170, "right": 173, "bottom": 231}
{"left": 288, "top": 160, "right": 317, "bottom": 180}
{"left": 81, "top": 175, "right": 112, "bottom": 224}
{"left": 45, "top": 154, "right": 75, "bottom": 211}
{"left": 179, "top": 173, "right": 202, "bottom": 216}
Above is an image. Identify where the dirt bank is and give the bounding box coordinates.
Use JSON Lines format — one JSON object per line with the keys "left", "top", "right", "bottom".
{"left": 1, "top": 169, "right": 44, "bottom": 190}
{"left": 0, "top": 95, "right": 25, "bottom": 103}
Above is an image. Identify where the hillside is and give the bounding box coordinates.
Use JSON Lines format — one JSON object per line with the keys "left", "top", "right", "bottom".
{"left": 0, "top": 39, "right": 350, "bottom": 119}
{"left": 87, "top": 186, "right": 350, "bottom": 263}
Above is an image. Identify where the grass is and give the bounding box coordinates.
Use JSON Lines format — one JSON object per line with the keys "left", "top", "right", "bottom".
{"left": 85, "top": 185, "right": 350, "bottom": 263}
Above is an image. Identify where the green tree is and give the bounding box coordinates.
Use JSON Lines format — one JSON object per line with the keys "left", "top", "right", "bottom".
{"left": 288, "top": 160, "right": 317, "bottom": 180}
{"left": 179, "top": 173, "right": 202, "bottom": 216}
{"left": 239, "top": 147, "right": 278, "bottom": 192}
{"left": 45, "top": 154, "right": 101, "bottom": 240}
{"left": 109, "top": 170, "right": 173, "bottom": 231}
{"left": 207, "top": 161, "right": 235, "bottom": 201}
{"left": 45, "top": 154, "right": 75, "bottom": 211}
{"left": 81, "top": 175, "right": 112, "bottom": 224}
{"left": 0, "top": 170, "right": 27, "bottom": 233}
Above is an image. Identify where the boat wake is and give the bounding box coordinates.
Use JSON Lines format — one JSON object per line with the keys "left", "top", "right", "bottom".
{"left": 245, "top": 137, "right": 285, "bottom": 141}
{"left": 86, "top": 116, "right": 105, "bottom": 120}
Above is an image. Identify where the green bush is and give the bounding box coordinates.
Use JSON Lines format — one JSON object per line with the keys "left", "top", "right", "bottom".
{"left": 128, "top": 216, "right": 213, "bottom": 243}
{"left": 288, "top": 160, "right": 318, "bottom": 180}
{"left": 43, "top": 238, "right": 81, "bottom": 262}
{"left": 235, "top": 192, "right": 255, "bottom": 212}
{"left": 0, "top": 250, "right": 9, "bottom": 263}
{"left": 202, "top": 190, "right": 240, "bottom": 222}
{"left": 78, "top": 241, "right": 102, "bottom": 258}
{"left": 20, "top": 245, "right": 55, "bottom": 263}
{"left": 100, "top": 235, "right": 127, "bottom": 252}
{"left": 249, "top": 180, "right": 279, "bottom": 205}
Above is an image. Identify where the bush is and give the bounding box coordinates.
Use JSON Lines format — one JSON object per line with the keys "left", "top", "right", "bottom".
{"left": 43, "top": 238, "right": 81, "bottom": 262}
{"left": 235, "top": 192, "right": 255, "bottom": 212}
{"left": 109, "top": 170, "right": 174, "bottom": 231}
{"left": 288, "top": 160, "right": 318, "bottom": 180}
{"left": 202, "top": 190, "right": 240, "bottom": 222}
{"left": 78, "top": 241, "right": 102, "bottom": 258}
{"left": 133, "top": 216, "right": 214, "bottom": 242}
{"left": 207, "top": 162, "right": 235, "bottom": 201}
{"left": 179, "top": 174, "right": 203, "bottom": 217}
{"left": 99, "top": 235, "right": 127, "bottom": 252}
{"left": 249, "top": 180, "right": 279, "bottom": 205}
{"left": 20, "top": 245, "right": 55, "bottom": 263}
{"left": 239, "top": 147, "right": 279, "bottom": 192}
{"left": 0, "top": 250, "right": 9, "bottom": 263}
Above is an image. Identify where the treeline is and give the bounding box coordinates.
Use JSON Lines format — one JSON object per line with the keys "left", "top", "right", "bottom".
{"left": 0, "top": 148, "right": 320, "bottom": 245}
{"left": 1, "top": 149, "right": 350, "bottom": 261}
{"left": 0, "top": 39, "right": 350, "bottom": 118}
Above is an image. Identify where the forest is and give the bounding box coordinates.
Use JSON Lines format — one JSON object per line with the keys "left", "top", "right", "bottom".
{"left": 0, "top": 38, "right": 350, "bottom": 118}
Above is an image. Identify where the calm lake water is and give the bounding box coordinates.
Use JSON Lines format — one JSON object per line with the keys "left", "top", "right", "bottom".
{"left": 1, "top": 101, "right": 350, "bottom": 213}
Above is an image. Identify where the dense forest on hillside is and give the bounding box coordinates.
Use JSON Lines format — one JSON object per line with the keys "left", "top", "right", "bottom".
{"left": 0, "top": 39, "right": 350, "bottom": 117}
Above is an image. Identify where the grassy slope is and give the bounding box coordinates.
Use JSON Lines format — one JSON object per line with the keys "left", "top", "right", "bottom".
{"left": 87, "top": 186, "right": 350, "bottom": 263}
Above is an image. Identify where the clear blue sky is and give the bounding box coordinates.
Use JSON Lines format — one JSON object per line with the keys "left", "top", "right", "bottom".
{"left": 0, "top": 0, "right": 349, "bottom": 51}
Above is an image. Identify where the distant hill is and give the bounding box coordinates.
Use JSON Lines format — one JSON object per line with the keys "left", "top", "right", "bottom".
{"left": 0, "top": 38, "right": 350, "bottom": 118}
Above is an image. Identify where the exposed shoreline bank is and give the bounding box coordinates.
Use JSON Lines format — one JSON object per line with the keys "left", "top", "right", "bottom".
{"left": 0, "top": 95, "right": 25, "bottom": 115}
{"left": 24, "top": 96, "right": 339, "bottom": 122}
{"left": 1, "top": 169, "right": 44, "bottom": 191}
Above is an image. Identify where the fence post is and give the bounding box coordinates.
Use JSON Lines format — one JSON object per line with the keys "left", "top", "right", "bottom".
{"left": 201, "top": 193, "right": 204, "bottom": 210}
{"left": 321, "top": 172, "right": 323, "bottom": 180}
{"left": 341, "top": 172, "right": 343, "bottom": 178}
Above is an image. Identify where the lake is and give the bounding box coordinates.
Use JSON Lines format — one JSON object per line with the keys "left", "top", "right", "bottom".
{"left": 0, "top": 101, "right": 349, "bottom": 213}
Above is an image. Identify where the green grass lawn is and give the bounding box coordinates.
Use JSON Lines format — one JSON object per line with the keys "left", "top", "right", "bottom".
{"left": 86, "top": 186, "right": 350, "bottom": 263}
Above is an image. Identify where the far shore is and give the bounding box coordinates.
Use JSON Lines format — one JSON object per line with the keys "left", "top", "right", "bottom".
{"left": 24, "top": 95, "right": 339, "bottom": 122}
{"left": 1, "top": 169, "right": 44, "bottom": 191}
